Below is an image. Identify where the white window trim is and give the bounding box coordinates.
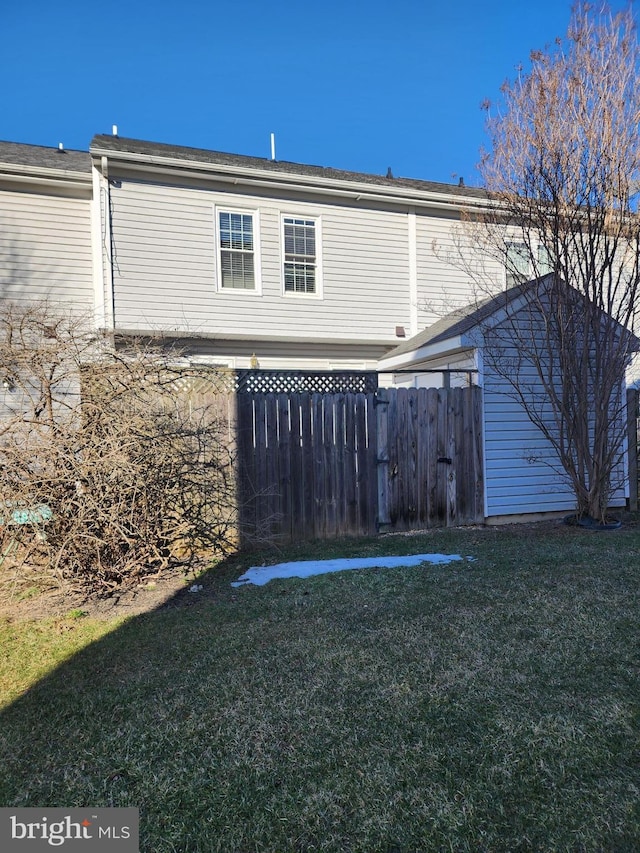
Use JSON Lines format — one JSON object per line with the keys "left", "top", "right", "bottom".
{"left": 505, "top": 240, "right": 530, "bottom": 289}
{"left": 504, "top": 239, "right": 554, "bottom": 288}
{"left": 214, "top": 206, "right": 262, "bottom": 295}
{"left": 280, "top": 213, "right": 323, "bottom": 298}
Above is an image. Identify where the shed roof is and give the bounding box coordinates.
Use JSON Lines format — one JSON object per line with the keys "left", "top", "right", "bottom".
{"left": 384, "top": 280, "right": 535, "bottom": 361}
{"left": 381, "top": 273, "right": 640, "bottom": 369}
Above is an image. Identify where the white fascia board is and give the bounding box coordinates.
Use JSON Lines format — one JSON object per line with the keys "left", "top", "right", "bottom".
{"left": 113, "top": 328, "right": 394, "bottom": 347}
{"left": 474, "top": 347, "right": 485, "bottom": 385}
{"left": 89, "top": 147, "right": 492, "bottom": 213}
{"left": 378, "top": 336, "right": 467, "bottom": 371}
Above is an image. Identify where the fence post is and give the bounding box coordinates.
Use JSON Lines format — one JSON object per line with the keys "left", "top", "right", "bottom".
{"left": 376, "top": 388, "right": 391, "bottom": 532}
{"left": 627, "top": 388, "right": 638, "bottom": 512}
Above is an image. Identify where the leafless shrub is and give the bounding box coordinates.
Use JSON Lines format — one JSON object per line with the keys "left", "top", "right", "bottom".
{"left": 0, "top": 302, "right": 237, "bottom": 593}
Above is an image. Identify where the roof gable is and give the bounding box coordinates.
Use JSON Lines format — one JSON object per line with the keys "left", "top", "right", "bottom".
{"left": 383, "top": 278, "right": 537, "bottom": 363}
{"left": 381, "top": 274, "right": 640, "bottom": 369}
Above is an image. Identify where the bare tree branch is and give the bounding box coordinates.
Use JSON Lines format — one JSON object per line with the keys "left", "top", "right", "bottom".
{"left": 465, "top": 4, "right": 640, "bottom": 522}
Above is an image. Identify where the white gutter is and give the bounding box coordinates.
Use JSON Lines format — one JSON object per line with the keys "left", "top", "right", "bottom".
{"left": 378, "top": 336, "right": 468, "bottom": 371}
{"left": 113, "top": 328, "right": 395, "bottom": 347}
{"left": 407, "top": 208, "right": 418, "bottom": 335}
{"left": 90, "top": 164, "right": 115, "bottom": 330}
{"left": 0, "top": 161, "right": 91, "bottom": 187}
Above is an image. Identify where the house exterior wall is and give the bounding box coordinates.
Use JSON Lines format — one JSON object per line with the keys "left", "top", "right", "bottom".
{"left": 105, "top": 175, "right": 417, "bottom": 343}
{"left": 415, "top": 214, "right": 503, "bottom": 329}
{"left": 95, "top": 154, "right": 490, "bottom": 369}
{"left": 0, "top": 187, "right": 93, "bottom": 308}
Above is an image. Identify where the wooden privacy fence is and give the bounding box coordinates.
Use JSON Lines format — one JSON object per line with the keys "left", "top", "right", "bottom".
{"left": 237, "top": 391, "right": 377, "bottom": 542}
{"left": 627, "top": 387, "right": 639, "bottom": 512}
{"left": 378, "top": 386, "right": 484, "bottom": 532}
{"left": 236, "top": 380, "right": 484, "bottom": 544}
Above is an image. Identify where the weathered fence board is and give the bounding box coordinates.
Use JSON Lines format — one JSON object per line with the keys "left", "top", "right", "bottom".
{"left": 628, "top": 388, "right": 639, "bottom": 512}
{"left": 238, "top": 391, "right": 379, "bottom": 544}
{"left": 378, "top": 386, "right": 483, "bottom": 532}
{"left": 237, "top": 382, "right": 484, "bottom": 544}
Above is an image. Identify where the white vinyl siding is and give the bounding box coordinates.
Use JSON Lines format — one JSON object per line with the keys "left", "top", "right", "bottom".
{"left": 218, "top": 210, "right": 257, "bottom": 291}
{"left": 0, "top": 190, "right": 93, "bottom": 307}
{"left": 481, "top": 313, "right": 627, "bottom": 518}
{"left": 483, "top": 376, "right": 625, "bottom": 516}
{"left": 108, "top": 178, "right": 412, "bottom": 341}
{"left": 483, "top": 376, "right": 581, "bottom": 516}
{"left": 414, "top": 214, "right": 501, "bottom": 329}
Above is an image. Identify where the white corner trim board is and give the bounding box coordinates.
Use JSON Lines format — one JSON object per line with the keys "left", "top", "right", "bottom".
{"left": 231, "top": 554, "right": 475, "bottom": 587}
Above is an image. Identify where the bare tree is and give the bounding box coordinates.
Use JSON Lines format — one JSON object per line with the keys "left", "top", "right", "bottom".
{"left": 0, "top": 301, "right": 237, "bottom": 594}
{"left": 465, "top": 3, "right": 640, "bottom": 523}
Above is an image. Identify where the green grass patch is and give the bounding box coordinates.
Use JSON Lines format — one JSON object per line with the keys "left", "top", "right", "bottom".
{"left": 1, "top": 522, "right": 640, "bottom": 851}
{"left": 0, "top": 616, "right": 123, "bottom": 708}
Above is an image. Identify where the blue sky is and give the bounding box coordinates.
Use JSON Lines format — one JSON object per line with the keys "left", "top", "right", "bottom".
{"left": 2, "top": 0, "right": 634, "bottom": 186}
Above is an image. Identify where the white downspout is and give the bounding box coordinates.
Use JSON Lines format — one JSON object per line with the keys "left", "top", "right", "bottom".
{"left": 408, "top": 207, "right": 418, "bottom": 337}
{"left": 91, "top": 158, "right": 115, "bottom": 331}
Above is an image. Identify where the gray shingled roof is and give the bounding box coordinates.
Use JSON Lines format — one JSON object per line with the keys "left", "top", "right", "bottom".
{"left": 90, "top": 134, "right": 488, "bottom": 197}
{"left": 383, "top": 280, "right": 538, "bottom": 360}
{"left": 0, "top": 140, "right": 91, "bottom": 173}
{"left": 384, "top": 274, "right": 640, "bottom": 367}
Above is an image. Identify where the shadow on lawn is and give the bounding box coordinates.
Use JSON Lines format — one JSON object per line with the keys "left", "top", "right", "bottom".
{"left": 0, "top": 545, "right": 296, "bottom": 845}
{"left": 2, "top": 520, "right": 640, "bottom": 852}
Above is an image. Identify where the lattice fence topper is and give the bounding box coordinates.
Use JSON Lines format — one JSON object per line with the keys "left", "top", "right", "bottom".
{"left": 236, "top": 369, "right": 378, "bottom": 395}
{"left": 169, "top": 368, "right": 236, "bottom": 396}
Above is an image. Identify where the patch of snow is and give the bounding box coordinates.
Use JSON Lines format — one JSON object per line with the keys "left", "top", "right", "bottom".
{"left": 231, "top": 554, "right": 473, "bottom": 587}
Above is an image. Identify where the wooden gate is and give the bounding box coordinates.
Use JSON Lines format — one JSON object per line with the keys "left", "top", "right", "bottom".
{"left": 377, "top": 387, "right": 484, "bottom": 531}
{"left": 236, "top": 374, "right": 484, "bottom": 544}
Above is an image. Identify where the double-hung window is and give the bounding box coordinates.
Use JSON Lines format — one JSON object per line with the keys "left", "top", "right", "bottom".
{"left": 218, "top": 210, "right": 256, "bottom": 290}
{"left": 537, "top": 243, "right": 554, "bottom": 276}
{"left": 505, "top": 241, "right": 530, "bottom": 288}
{"left": 283, "top": 217, "right": 318, "bottom": 294}
{"left": 505, "top": 241, "right": 555, "bottom": 288}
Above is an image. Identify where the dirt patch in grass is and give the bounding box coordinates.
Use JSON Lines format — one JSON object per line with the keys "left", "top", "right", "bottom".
{"left": 0, "top": 566, "right": 198, "bottom": 622}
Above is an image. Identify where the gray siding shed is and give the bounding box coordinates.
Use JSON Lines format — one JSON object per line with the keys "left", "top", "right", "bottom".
{"left": 379, "top": 277, "right": 633, "bottom": 522}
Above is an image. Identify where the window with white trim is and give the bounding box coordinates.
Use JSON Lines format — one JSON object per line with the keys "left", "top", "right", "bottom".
{"left": 283, "top": 217, "right": 317, "bottom": 294}
{"left": 505, "top": 241, "right": 555, "bottom": 288}
{"left": 505, "top": 241, "right": 530, "bottom": 288}
{"left": 218, "top": 210, "right": 256, "bottom": 290}
{"left": 537, "top": 243, "right": 554, "bottom": 276}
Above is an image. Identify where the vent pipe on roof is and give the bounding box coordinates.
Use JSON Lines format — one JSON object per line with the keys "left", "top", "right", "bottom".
{"left": 270, "top": 133, "right": 276, "bottom": 161}
{"left": 112, "top": 125, "right": 118, "bottom": 136}
{"left": 58, "top": 142, "right": 64, "bottom": 152}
